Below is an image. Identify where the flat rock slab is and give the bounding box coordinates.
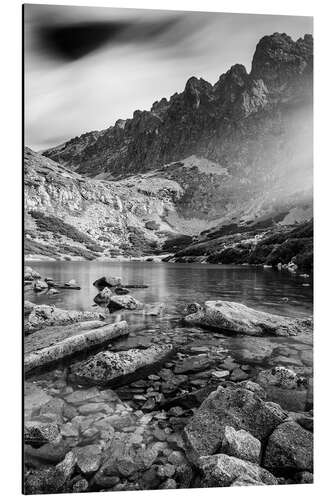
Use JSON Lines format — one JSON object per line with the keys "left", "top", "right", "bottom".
{"left": 24, "top": 321, "right": 129, "bottom": 374}
{"left": 184, "top": 300, "right": 313, "bottom": 337}
{"left": 183, "top": 385, "right": 286, "bottom": 464}
{"left": 70, "top": 344, "right": 174, "bottom": 387}
{"left": 24, "top": 301, "right": 104, "bottom": 334}
{"left": 25, "top": 320, "right": 105, "bottom": 354}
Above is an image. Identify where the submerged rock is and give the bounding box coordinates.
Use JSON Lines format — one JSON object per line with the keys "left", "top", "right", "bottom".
{"left": 75, "top": 444, "right": 102, "bottom": 474}
{"left": 183, "top": 385, "right": 286, "bottom": 463}
{"left": 24, "top": 321, "right": 129, "bottom": 373}
{"left": 174, "top": 355, "right": 212, "bottom": 374}
{"left": 24, "top": 303, "right": 104, "bottom": 334}
{"left": 24, "top": 421, "right": 59, "bottom": 446}
{"left": 263, "top": 421, "right": 313, "bottom": 473}
{"left": 114, "top": 287, "right": 130, "bottom": 295}
{"left": 184, "top": 301, "right": 313, "bottom": 337}
{"left": 198, "top": 453, "right": 277, "bottom": 487}
{"left": 70, "top": 344, "right": 174, "bottom": 386}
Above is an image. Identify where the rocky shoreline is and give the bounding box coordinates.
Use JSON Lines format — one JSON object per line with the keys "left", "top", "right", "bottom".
{"left": 24, "top": 267, "right": 313, "bottom": 494}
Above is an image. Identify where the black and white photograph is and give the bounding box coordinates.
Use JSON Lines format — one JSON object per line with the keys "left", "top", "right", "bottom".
{"left": 23, "top": 3, "right": 313, "bottom": 495}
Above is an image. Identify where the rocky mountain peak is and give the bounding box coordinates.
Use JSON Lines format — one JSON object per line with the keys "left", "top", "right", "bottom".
{"left": 250, "top": 32, "right": 313, "bottom": 93}
{"left": 42, "top": 32, "right": 313, "bottom": 186}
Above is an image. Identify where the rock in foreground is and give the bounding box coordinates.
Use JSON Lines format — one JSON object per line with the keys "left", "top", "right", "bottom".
{"left": 183, "top": 385, "right": 286, "bottom": 463}
{"left": 198, "top": 454, "right": 277, "bottom": 487}
{"left": 184, "top": 301, "right": 313, "bottom": 337}
{"left": 70, "top": 344, "right": 174, "bottom": 387}
{"left": 263, "top": 421, "right": 313, "bottom": 473}
{"left": 24, "top": 321, "right": 129, "bottom": 374}
{"left": 24, "top": 301, "right": 104, "bottom": 334}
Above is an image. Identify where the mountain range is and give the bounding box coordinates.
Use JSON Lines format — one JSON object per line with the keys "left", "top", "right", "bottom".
{"left": 24, "top": 32, "right": 313, "bottom": 269}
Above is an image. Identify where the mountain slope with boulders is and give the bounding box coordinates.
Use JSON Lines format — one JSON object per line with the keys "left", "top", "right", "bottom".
{"left": 25, "top": 33, "right": 313, "bottom": 266}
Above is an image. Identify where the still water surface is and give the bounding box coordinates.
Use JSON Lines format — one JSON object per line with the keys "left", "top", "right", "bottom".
{"left": 25, "top": 261, "right": 313, "bottom": 372}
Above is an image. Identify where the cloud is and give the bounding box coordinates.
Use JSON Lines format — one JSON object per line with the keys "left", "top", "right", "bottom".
{"left": 36, "top": 17, "right": 185, "bottom": 62}
{"left": 24, "top": 5, "right": 313, "bottom": 151}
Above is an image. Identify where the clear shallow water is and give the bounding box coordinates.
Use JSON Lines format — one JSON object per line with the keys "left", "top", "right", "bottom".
{"left": 25, "top": 261, "right": 313, "bottom": 372}
{"left": 24, "top": 261, "right": 313, "bottom": 479}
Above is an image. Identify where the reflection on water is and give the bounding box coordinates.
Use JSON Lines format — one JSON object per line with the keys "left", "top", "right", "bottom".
{"left": 25, "top": 261, "right": 313, "bottom": 318}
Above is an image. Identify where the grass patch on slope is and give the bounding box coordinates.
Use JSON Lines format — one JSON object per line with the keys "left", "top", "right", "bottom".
{"left": 30, "top": 211, "right": 104, "bottom": 253}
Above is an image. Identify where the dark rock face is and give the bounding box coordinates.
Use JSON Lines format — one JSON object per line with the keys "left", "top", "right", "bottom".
{"left": 263, "top": 421, "right": 313, "bottom": 473}
{"left": 183, "top": 385, "right": 286, "bottom": 463}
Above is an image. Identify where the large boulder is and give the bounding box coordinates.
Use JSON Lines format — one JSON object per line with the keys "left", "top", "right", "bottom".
{"left": 93, "top": 276, "right": 122, "bottom": 289}
{"left": 24, "top": 303, "right": 104, "bottom": 334}
{"left": 184, "top": 301, "right": 313, "bottom": 337}
{"left": 221, "top": 426, "right": 261, "bottom": 464}
{"left": 198, "top": 453, "right": 277, "bottom": 487}
{"left": 107, "top": 295, "right": 143, "bottom": 312}
{"left": 24, "top": 321, "right": 129, "bottom": 374}
{"left": 183, "top": 385, "right": 286, "bottom": 464}
{"left": 70, "top": 344, "right": 174, "bottom": 387}
{"left": 263, "top": 421, "right": 313, "bottom": 473}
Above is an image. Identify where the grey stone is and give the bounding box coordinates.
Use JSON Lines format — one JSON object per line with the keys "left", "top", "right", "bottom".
{"left": 174, "top": 355, "right": 212, "bottom": 374}
{"left": 198, "top": 453, "right": 277, "bottom": 487}
{"left": 24, "top": 421, "right": 59, "bottom": 445}
{"left": 221, "top": 426, "right": 261, "bottom": 464}
{"left": 75, "top": 444, "right": 102, "bottom": 474}
{"left": 263, "top": 421, "right": 313, "bottom": 473}
{"left": 25, "top": 321, "right": 128, "bottom": 373}
{"left": 185, "top": 300, "right": 313, "bottom": 337}
{"left": 71, "top": 344, "right": 174, "bottom": 386}
{"left": 183, "top": 385, "right": 286, "bottom": 463}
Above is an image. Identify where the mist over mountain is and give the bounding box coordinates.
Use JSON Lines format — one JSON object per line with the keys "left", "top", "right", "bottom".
{"left": 25, "top": 33, "right": 313, "bottom": 267}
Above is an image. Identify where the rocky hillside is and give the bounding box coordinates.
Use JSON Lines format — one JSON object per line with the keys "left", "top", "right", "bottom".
{"left": 24, "top": 148, "right": 238, "bottom": 260}
{"left": 26, "top": 33, "right": 313, "bottom": 263}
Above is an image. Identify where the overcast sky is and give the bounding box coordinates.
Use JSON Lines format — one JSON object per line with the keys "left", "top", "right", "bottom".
{"left": 24, "top": 4, "right": 313, "bottom": 151}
